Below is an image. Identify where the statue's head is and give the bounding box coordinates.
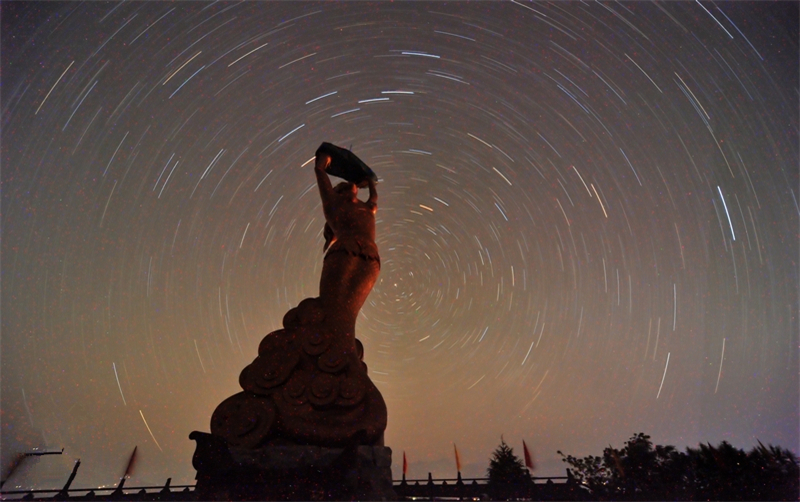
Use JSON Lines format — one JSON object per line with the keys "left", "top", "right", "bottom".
{"left": 334, "top": 181, "right": 358, "bottom": 200}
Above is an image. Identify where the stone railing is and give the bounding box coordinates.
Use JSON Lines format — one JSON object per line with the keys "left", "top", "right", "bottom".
{"left": 393, "top": 472, "right": 589, "bottom": 500}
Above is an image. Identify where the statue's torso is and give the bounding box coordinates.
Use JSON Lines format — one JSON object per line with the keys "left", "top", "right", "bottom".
{"left": 328, "top": 197, "right": 376, "bottom": 250}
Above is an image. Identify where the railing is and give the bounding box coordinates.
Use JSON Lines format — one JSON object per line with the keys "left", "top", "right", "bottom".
{"left": 0, "top": 483, "right": 195, "bottom": 500}
{"left": 394, "top": 475, "right": 569, "bottom": 484}
{"left": 393, "top": 473, "right": 587, "bottom": 501}
{"left": 1, "top": 476, "right": 584, "bottom": 501}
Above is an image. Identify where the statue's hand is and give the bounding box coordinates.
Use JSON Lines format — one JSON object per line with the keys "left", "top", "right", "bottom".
{"left": 315, "top": 154, "right": 332, "bottom": 172}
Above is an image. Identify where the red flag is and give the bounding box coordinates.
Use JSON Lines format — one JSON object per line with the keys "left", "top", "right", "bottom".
{"left": 123, "top": 446, "right": 138, "bottom": 479}
{"left": 523, "top": 440, "right": 534, "bottom": 471}
{"left": 403, "top": 451, "right": 408, "bottom": 476}
{"left": 453, "top": 443, "right": 462, "bottom": 473}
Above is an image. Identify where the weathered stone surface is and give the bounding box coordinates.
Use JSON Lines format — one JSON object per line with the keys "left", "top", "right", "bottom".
{"left": 191, "top": 431, "right": 396, "bottom": 501}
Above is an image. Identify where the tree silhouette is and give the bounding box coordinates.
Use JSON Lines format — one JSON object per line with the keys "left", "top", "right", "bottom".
{"left": 487, "top": 438, "right": 528, "bottom": 500}
{"left": 559, "top": 432, "right": 799, "bottom": 501}
{"left": 687, "top": 440, "right": 799, "bottom": 501}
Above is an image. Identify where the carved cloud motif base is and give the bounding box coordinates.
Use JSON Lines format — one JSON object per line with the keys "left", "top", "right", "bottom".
{"left": 209, "top": 296, "right": 387, "bottom": 448}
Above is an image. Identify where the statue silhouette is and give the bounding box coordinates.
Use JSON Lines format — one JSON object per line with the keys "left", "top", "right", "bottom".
{"left": 208, "top": 143, "right": 387, "bottom": 449}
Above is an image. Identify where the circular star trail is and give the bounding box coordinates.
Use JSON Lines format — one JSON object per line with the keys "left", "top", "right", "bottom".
{"left": 1, "top": 1, "right": 797, "bottom": 488}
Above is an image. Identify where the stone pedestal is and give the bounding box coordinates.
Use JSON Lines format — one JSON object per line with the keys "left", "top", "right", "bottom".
{"left": 191, "top": 431, "right": 396, "bottom": 501}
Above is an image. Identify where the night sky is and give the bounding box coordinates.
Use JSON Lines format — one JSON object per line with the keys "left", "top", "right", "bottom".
{"left": 1, "top": 0, "right": 797, "bottom": 491}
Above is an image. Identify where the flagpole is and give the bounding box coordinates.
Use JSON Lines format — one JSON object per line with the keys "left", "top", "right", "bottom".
{"left": 402, "top": 451, "right": 407, "bottom": 484}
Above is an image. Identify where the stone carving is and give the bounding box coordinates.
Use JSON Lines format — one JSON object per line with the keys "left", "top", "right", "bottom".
{"left": 209, "top": 143, "right": 387, "bottom": 449}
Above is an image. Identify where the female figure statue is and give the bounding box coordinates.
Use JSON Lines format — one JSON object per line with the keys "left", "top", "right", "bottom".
{"left": 209, "top": 144, "right": 386, "bottom": 450}
{"left": 314, "top": 151, "right": 379, "bottom": 335}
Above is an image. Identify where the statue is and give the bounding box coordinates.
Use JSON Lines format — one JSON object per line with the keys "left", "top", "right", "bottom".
{"left": 316, "top": 146, "right": 380, "bottom": 334}
{"left": 207, "top": 143, "right": 387, "bottom": 449}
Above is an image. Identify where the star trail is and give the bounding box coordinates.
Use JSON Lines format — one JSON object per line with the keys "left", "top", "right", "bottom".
{"left": 1, "top": 1, "right": 797, "bottom": 489}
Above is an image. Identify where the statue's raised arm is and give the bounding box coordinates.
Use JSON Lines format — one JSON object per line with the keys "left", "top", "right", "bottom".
{"left": 314, "top": 145, "right": 380, "bottom": 332}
